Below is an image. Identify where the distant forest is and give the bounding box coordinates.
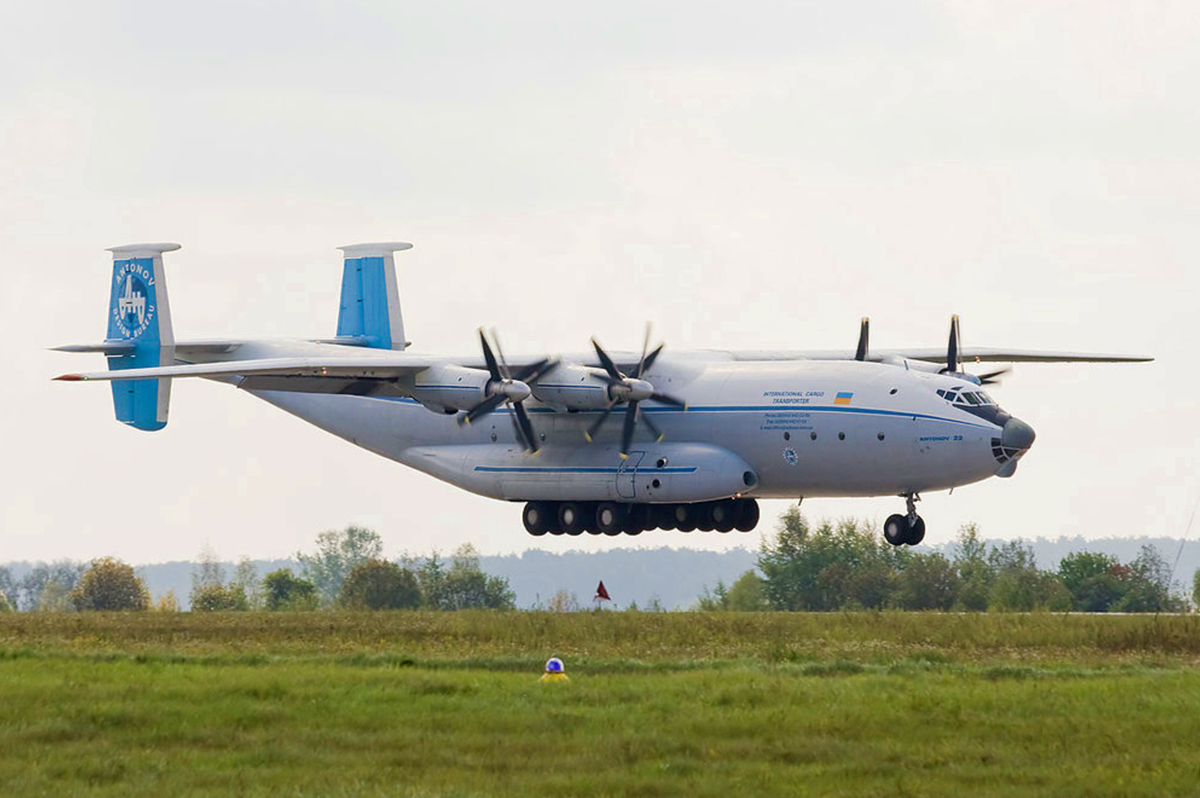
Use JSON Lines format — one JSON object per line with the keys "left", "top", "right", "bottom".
{"left": 4, "top": 522, "right": 1197, "bottom": 611}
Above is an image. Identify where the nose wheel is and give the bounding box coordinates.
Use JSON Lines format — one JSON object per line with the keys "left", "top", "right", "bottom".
{"left": 884, "top": 494, "right": 925, "bottom": 546}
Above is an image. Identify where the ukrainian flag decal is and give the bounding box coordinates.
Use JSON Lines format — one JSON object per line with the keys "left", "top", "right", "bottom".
{"left": 834, "top": 391, "right": 854, "bottom": 406}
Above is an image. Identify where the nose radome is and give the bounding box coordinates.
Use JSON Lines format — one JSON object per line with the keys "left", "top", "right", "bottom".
{"left": 1001, "top": 417, "right": 1036, "bottom": 451}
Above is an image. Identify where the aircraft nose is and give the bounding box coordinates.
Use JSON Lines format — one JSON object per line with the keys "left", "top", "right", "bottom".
{"left": 1001, "top": 417, "right": 1036, "bottom": 451}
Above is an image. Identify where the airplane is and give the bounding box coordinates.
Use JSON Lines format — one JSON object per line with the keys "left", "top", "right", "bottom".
{"left": 54, "top": 242, "right": 1151, "bottom": 545}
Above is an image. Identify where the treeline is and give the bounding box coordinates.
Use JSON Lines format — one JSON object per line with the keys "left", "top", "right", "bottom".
{"left": 0, "top": 527, "right": 514, "bottom": 613}
{"left": 697, "top": 509, "right": 1191, "bottom": 613}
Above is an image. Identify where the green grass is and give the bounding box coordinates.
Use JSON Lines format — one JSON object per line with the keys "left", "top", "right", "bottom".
{"left": 4, "top": 612, "right": 1200, "bottom": 796}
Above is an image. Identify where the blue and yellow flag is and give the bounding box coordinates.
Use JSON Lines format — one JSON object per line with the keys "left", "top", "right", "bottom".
{"left": 834, "top": 391, "right": 854, "bottom": 406}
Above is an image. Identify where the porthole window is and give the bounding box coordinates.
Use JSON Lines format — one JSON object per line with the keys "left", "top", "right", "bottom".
{"left": 810, "top": 431, "right": 818, "bottom": 441}
{"left": 652, "top": 478, "right": 661, "bottom": 489}
{"left": 890, "top": 388, "right": 898, "bottom": 395}
{"left": 838, "top": 432, "right": 846, "bottom": 441}
{"left": 878, "top": 432, "right": 885, "bottom": 441}
{"left": 783, "top": 432, "right": 791, "bottom": 441}
{"left": 490, "top": 432, "right": 498, "bottom": 442}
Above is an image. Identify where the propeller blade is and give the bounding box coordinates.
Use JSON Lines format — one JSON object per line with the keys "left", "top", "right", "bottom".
{"left": 640, "top": 343, "right": 665, "bottom": 376}
{"left": 511, "top": 402, "right": 539, "bottom": 453}
{"left": 641, "top": 410, "right": 664, "bottom": 443}
{"left": 620, "top": 400, "right": 640, "bottom": 458}
{"left": 490, "top": 327, "right": 513, "bottom": 380}
{"left": 649, "top": 392, "right": 686, "bottom": 408}
{"left": 855, "top": 317, "right": 869, "bottom": 362}
{"left": 460, "top": 392, "right": 506, "bottom": 425}
{"left": 978, "top": 367, "right": 1010, "bottom": 385}
{"left": 945, "top": 315, "right": 961, "bottom": 374}
{"left": 632, "top": 323, "right": 651, "bottom": 378}
{"left": 584, "top": 405, "right": 615, "bottom": 442}
{"left": 479, "top": 329, "right": 502, "bottom": 381}
{"left": 513, "top": 357, "right": 553, "bottom": 383}
{"left": 591, "top": 338, "right": 624, "bottom": 381}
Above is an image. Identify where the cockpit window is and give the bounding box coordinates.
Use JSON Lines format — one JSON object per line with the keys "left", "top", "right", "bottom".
{"left": 963, "top": 392, "right": 981, "bottom": 405}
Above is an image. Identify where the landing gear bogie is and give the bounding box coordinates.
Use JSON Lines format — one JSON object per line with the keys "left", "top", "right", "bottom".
{"left": 524, "top": 499, "right": 760, "bottom": 536}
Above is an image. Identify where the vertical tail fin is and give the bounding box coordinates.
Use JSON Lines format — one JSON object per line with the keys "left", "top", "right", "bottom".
{"left": 335, "top": 242, "right": 411, "bottom": 350}
{"left": 106, "top": 243, "right": 178, "bottom": 431}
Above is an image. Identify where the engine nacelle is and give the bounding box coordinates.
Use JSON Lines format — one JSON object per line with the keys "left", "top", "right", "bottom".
{"left": 409, "top": 364, "right": 491, "bottom": 413}
{"left": 529, "top": 363, "right": 612, "bottom": 409}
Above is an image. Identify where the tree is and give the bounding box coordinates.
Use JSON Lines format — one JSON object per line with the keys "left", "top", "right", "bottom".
{"left": 418, "top": 545, "right": 515, "bottom": 610}
{"left": 1193, "top": 568, "right": 1200, "bottom": 611}
{"left": 0, "top": 566, "right": 15, "bottom": 610}
{"left": 726, "top": 570, "right": 768, "bottom": 611}
{"left": 987, "top": 541, "right": 1070, "bottom": 611}
{"left": 546, "top": 589, "right": 580, "bottom": 612}
{"left": 18, "top": 561, "right": 84, "bottom": 611}
{"left": 262, "top": 569, "right": 318, "bottom": 610}
{"left": 898, "top": 552, "right": 959, "bottom": 610}
{"left": 190, "top": 583, "right": 248, "bottom": 612}
{"left": 695, "top": 580, "right": 730, "bottom": 611}
{"left": 1114, "top": 545, "right": 1185, "bottom": 612}
{"left": 1059, "top": 551, "right": 1125, "bottom": 612}
{"left": 297, "top": 526, "right": 384, "bottom": 605}
{"left": 0, "top": 591, "right": 12, "bottom": 612}
{"left": 758, "top": 510, "right": 902, "bottom": 611}
{"left": 950, "top": 524, "right": 994, "bottom": 611}
{"left": 155, "top": 590, "right": 180, "bottom": 612}
{"left": 231, "top": 557, "right": 263, "bottom": 610}
{"left": 338, "top": 559, "right": 421, "bottom": 610}
{"left": 69, "top": 557, "right": 150, "bottom": 611}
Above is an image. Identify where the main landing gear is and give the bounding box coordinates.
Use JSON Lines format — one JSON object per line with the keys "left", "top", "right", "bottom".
{"left": 884, "top": 493, "right": 925, "bottom": 546}
{"left": 522, "top": 499, "right": 760, "bottom": 537}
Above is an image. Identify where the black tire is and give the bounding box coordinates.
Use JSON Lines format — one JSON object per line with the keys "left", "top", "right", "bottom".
{"left": 522, "top": 502, "right": 552, "bottom": 536}
{"left": 675, "top": 505, "right": 696, "bottom": 533}
{"left": 905, "top": 516, "right": 926, "bottom": 546}
{"left": 559, "top": 501, "right": 587, "bottom": 536}
{"left": 884, "top": 514, "right": 908, "bottom": 546}
{"left": 626, "top": 504, "right": 653, "bottom": 533}
{"left": 734, "top": 499, "right": 760, "bottom": 532}
{"left": 694, "top": 503, "right": 715, "bottom": 532}
{"left": 710, "top": 500, "right": 737, "bottom": 533}
{"left": 653, "top": 505, "right": 676, "bottom": 531}
{"left": 595, "top": 501, "right": 626, "bottom": 535}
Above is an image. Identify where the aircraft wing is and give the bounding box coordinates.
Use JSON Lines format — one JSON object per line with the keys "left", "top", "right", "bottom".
{"left": 726, "top": 348, "right": 1152, "bottom": 364}
{"left": 54, "top": 355, "right": 442, "bottom": 386}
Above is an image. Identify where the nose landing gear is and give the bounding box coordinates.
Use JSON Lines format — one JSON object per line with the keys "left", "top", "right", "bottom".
{"left": 884, "top": 493, "right": 925, "bottom": 546}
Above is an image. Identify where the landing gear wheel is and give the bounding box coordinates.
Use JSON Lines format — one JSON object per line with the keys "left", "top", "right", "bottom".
{"left": 595, "top": 502, "right": 626, "bottom": 535}
{"left": 523, "top": 502, "right": 552, "bottom": 536}
{"left": 653, "top": 505, "right": 676, "bottom": 531}
{"left": 905, "top": 516, "right": 926, "bottom": 546}
{"left": 674, "top": 505, "right": 696, "bottom": 533}
{"left": 558, "top": 502, "right": 587, "bottom": 536}
{"left": 884, "top": 514, "right": 908, "bottom": 546}
{"left": 710, "top": 500, "right": 738, "bottom": 533}
{"left": 694, "top": 503, "right": 716, "bottom": 532}
{"left": 734, "top": 499, "right": 760, "bottom": 532}
{"left": 626, "top": 505, "right": 652, "bottom": 535}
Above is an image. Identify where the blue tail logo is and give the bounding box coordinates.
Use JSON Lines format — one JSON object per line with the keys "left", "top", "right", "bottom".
{"left": 110, "top": 261, "right": 158, "bottom": 340}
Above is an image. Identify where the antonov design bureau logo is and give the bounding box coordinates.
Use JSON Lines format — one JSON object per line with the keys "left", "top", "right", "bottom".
{"left": 112, "top": 262, "right": 155, "bottom": 339}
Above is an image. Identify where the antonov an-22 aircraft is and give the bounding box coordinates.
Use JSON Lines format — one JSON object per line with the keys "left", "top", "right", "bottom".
{"left": 55, "top": 242, "right": 1150, "bottom": 544}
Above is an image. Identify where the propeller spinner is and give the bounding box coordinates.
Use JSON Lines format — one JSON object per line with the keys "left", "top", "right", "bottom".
{"left": 458, "top": 329, "right": 553, "bottom": 453}
{"left": 584, "top": 325, "right": 686, "bottom": 459}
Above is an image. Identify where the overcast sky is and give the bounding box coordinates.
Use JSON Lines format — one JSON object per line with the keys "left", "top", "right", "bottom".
{"left": 2, "top": 1, "right": 1197, "bottom": 564}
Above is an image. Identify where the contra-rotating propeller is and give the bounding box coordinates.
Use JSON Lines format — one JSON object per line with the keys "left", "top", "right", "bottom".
{"left": 584, "top": 325, "right": 686, "bottom": 459}
{"left": 458, "top": 329, "right": 553, "bottom": 453}
{"left": 939, "top": 315, "right": 1009, "bottom": 385}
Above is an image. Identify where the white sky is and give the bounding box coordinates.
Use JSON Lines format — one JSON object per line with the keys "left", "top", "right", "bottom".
{"left": 2, "top": 0, "right": 1197, "bottom": 563}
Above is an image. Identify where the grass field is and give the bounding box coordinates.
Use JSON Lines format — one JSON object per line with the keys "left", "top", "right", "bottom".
{"left": 4, "top": 612, "right": 1200, "bottom": 796}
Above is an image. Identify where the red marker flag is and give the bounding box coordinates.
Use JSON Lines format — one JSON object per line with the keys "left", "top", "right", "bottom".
{"left": 594, "top": 580, "right": 611, "bottom": 602}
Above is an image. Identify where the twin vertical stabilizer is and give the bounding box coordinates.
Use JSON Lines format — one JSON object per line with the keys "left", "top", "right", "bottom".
{"left": 336, "top": 242, "right": 412, "bottom": 350}
{"left": 105, "top": 243, "right": 178, "bottom": 431}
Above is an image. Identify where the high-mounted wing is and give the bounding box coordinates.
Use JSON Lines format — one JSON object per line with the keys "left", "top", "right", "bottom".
{"left": 727, "top": 347, "right": 1152, "bottom": 364}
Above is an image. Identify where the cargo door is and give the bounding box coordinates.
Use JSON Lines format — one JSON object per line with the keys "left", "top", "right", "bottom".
{"left": 616, "top": 451, "right": 645, "bottom": 499}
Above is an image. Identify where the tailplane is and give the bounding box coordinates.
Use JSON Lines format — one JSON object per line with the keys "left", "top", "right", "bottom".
{"left": 105, "top": 243, "right": 177, "bottom": 431}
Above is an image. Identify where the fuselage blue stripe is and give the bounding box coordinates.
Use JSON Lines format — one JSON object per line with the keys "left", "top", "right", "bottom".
{"left": 473, "top": 466, "right": 698, "bottom": 474}
{"left": 375, "top": 396, "right": 993, "bottom": 430}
